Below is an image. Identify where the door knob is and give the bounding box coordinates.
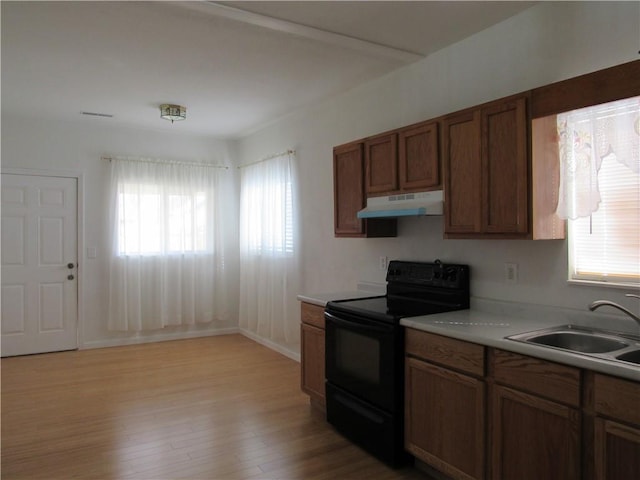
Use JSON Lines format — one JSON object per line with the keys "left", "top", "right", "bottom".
{"left": 67, "top": 274, "right": 74, "bottom": 280}
{"left": 67, "top": 263, "right": 75, "bottom": 269}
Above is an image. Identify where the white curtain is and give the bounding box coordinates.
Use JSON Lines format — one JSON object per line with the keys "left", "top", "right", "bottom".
{"left": 239, "top": 151, "right": 300, "bottom": 346}
{"left": 556, "top": 96, "right": 640, "bottom": 219}
{"left": 108, "top": 157, "right": 230, "bottom": 331}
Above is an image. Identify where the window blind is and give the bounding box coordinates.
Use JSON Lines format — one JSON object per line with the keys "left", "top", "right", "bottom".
{"left": 566, "top": 98, "right": 640, "bottom": 286}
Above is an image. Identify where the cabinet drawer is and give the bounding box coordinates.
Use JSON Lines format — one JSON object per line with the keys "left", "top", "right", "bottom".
{"left": 406, "top": 329, "right": 484, "bottom": 377}
{"left": 492, "top": 349, "right": 581, "bottom": 407}
{"left": 594, "top": 373, "right": 640, "bottom": 426}
{"left": 301, "top": 302, "right": 325, "bottom": 329}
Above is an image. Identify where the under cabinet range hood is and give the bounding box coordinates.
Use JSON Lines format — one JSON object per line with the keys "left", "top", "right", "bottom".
{"left": 357, "top": 190, "right": 444, "bottom": 218}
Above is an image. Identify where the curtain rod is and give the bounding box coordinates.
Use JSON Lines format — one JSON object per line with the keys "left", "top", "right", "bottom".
{"left": 101, "top": 155, "right": 229, "bottom": 169}
{"left": 237, "top": 149, "right": 295, "bottom": 169}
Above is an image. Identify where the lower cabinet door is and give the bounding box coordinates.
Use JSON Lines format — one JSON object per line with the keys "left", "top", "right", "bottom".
{"left": 301, "top": 323, "right": 325, "bottom": 408}
{"left": 405, "top": 357, "right": 485, "bottom": 480}
{"left": 491, "top": 385, "right": 581, "bottom": 480}
{"left": 594, "top": 418, "right": 640, "bottom": 480}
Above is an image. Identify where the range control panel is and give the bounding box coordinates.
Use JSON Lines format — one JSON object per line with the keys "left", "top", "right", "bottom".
{"left": 386, "top": 260, "right": 469, "bottom": 289}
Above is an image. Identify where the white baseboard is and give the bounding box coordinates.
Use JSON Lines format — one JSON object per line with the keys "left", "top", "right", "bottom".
{"left": 80, "top": 327, "right": 240, "bottom": 350}
{"left": 239, "top": 328, "right": 301, "bottom": 362}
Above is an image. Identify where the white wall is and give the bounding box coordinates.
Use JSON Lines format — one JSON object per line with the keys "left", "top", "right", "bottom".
{"left": 1, "top": 115, "right": 240, "bottom": 348}
{"left": 2, "top": 2, "right": 638, "bottom": 355}
{"left": 236, "top": 1, "right": 640, "bottom": 352}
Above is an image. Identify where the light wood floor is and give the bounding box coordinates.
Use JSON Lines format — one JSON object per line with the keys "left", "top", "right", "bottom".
{"left": 1, "top": 334, "right": 429, "bottom": 479}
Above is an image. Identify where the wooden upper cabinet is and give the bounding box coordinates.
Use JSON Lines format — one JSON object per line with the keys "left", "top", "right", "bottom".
{"left": 482, "top": 96, "right": 528, "bottom": 234}
{"left": 333, "top": 142, "right": 397, "bottom": 238}
{"left": 334, "top": 142, "right": 365, "bottom": 236}
{"left": 443, "top": 109, "right": 483, "bottom": 234}
{"left": 443, "top": 94, "right": 530, "bottom": 238}
{"left": 365, "top": 133, "right": 398, "bottom": 194}
{"left": 398, "top": 121, "right": 440, "bottom": 192}
{"left": 364, "top": 123, "right": 441, "bottom": 197}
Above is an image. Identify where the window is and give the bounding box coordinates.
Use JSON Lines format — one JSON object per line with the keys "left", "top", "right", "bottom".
{"left": 108, "top": 157, "right": 230, "bottom": 331}
{"left": 239, "top": 153, "right": 295, "bottom": 256}
{"left": 238, "top": 150, "right": 300, "bottom": 345}
{"left": 117, "top": 185, "right": 208, "bottom": 255}
{"left": 557, "top": 97, "right": 640, "bottom": 286}
{"left": 112, "top": 159, "right": 217, "bottom": 256}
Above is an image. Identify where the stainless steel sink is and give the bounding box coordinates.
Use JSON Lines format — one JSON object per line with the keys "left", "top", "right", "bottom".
{"left": 616, "top": 349, "right": 640, "bottom": 365}
{"left": 507, "top": 325, "right": 640, "bottom": 366}
{"left": 526, "top": 331, "right": 629, "bottom": 353}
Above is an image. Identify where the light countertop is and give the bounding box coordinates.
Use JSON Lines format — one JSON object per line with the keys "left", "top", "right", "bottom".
{"left": 297, "top": 290, "right": 382, "bottom": 307}
{"left": 402, "top": 306, "right": 640, "bottom": 382}
{"left": 298, "top": 291, "right": 639, "bottom": 382}
{"left": 297, "top": 283, "right": 385, "bottom": 307}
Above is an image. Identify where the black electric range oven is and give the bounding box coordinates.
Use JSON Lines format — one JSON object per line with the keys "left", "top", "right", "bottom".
{"left": 324, "top": 260, "right": 470, "bottom": 467}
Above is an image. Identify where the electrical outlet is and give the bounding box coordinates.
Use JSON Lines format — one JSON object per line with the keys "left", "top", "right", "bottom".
{"left": 505, "top": 263, "right": 518, "bottom": 284}
{"left": 379, "top": 256, "right": 388, "bottom": 271}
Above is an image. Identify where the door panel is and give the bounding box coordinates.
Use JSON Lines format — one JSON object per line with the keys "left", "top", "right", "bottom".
{"left": 443, "top": 110, "right": 482, "bottom": 234}
{"left": 334, "top": 143, "right": 365, "bottom": 236}
{"left": 1, "top": 174, "right": 78, "bottom": 356}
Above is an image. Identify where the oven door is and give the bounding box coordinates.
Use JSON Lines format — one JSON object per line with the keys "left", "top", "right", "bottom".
{"left": 324, "top": 310, "right": 401, "bottom": 413}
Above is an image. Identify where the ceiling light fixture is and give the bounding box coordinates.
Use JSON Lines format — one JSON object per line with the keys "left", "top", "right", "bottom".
{"left": 160, "top": 104, "right": 186, "bottom": 123}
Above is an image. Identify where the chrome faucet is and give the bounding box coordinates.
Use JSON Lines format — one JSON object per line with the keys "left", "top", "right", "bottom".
{"left": 589, "top": 294, "right": 640, "bottom": 327}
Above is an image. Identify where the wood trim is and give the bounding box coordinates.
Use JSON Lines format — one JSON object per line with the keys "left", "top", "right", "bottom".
{"left": 531, "top": 60, "right": 640, "bottom": 118}
{"left": 530, "top": 114, "right": 566, "bottom": 239}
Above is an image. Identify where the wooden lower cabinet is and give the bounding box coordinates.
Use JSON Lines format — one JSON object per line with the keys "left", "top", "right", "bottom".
{"left": 491, "top": 385, "right": 581, "bottom": 480}
{"left": 404, "top": 332, "right": 640, "bottom": 480}
{"left": 594, "top": 418, "right": 640, "bottom": 480}
{"left": 300, "top": 302, "right": 325, "bottom": 410}
{"left": 592, "top": 373, "right": 640, "bottom": 480}
{"left": 405, "top": 329, "right": 485, "bottom": 480}
{"left": 490, "top": 349, "right": 582, "bottom": 480}
{"left": 405, "top": 357, "right": 485, "bottom": 480}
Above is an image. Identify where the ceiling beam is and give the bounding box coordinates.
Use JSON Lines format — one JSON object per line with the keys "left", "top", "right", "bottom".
{"left": 179, "top": 1, "right": 424, "bottom": 64}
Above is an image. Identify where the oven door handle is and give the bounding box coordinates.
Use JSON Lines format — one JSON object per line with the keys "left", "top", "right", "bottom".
{"left": 325, "top": 312, "right": 394, "bottom": 334}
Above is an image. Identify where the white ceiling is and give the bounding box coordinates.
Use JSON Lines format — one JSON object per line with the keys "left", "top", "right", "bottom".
{"left": 1, "top": 1, "right": 536, "bottom": 139}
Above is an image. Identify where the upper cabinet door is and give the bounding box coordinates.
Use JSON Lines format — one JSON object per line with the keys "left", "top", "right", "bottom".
{"left": 443, "top": 95, "right": 530, "bottom": 238}
{"left": 398, "top": 121, "right": 440, "bottom": 192}
{"left": 365, "top": 133, "right": 398, "bottom": 195}
{"left": 443, "top": 109, "right": 483, "bottom": 234}
{"left": 482, "top": 96, "right": 529, "bottom": 234}
{"left": 334, "top": 142, "right": 365, "bottom": 236}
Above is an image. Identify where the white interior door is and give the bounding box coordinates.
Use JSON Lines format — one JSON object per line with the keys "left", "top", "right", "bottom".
{"left": 1, "top": 174, "right": 78, "bottom": 356}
